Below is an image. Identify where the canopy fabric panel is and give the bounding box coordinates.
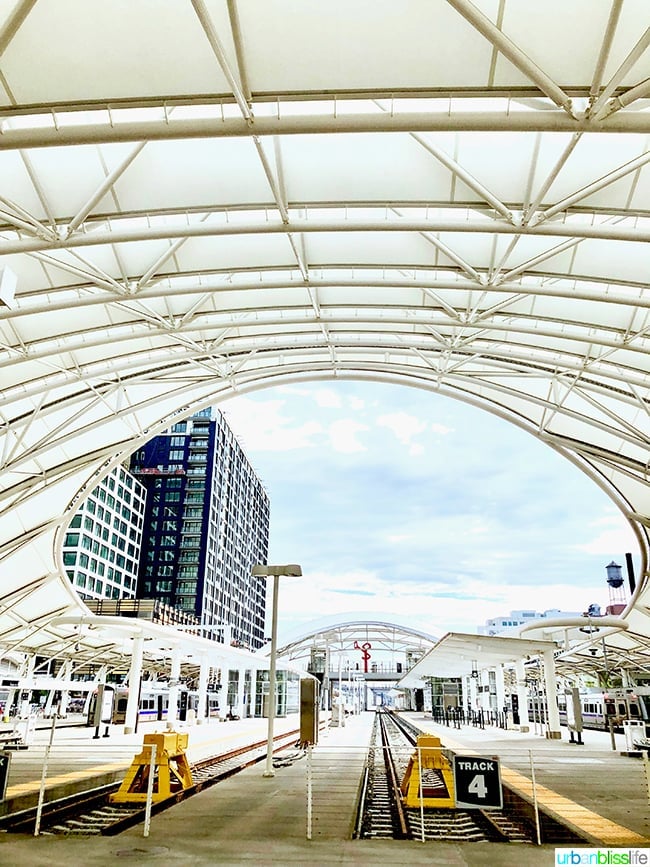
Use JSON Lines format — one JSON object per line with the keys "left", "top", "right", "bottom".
{"left": 2, "top": 0, "right": 650, "bottom": 665}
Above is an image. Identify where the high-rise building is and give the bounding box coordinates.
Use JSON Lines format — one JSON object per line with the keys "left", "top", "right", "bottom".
{"left": 62, "top": 465, "right": 146, "bottom": 601}
{"left": 129, "top": 409, "right": 269, "bottom": 649}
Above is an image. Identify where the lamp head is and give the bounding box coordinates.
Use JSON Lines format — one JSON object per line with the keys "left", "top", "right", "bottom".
{"left": 252, "top": 563, "right": 302, "bottom": 577}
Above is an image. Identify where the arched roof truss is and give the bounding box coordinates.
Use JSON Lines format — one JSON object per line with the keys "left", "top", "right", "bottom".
{"left": 2, "top": 0, "right": 650, "bottom": 664}
{"left": 274, "top": 618, "right": 437, "bottom": 661}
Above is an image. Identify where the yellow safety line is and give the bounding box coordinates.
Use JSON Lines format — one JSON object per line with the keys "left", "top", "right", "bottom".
{"left": 6, "top": 723, "right": 295, "bottom": 798}
{"left": 6, "top": 761, "right": 127, "bottom": 797}
{"left": 424, "top": 727, "right": 650, "bottom": 846}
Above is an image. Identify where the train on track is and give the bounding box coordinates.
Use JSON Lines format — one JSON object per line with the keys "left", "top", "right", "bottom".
{"left": 527, "top": 687, "right": 650, "bottom": 733}
{"left": 86, "top": 682, "right": 221, "bottom": 725}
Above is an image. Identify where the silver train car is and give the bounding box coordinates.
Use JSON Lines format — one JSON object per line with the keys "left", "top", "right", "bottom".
{"left": 86, "top": 682, "right": 220, "bottom": 725}
{"left": 527, "top": 688, "right": 648, "bottom": 733}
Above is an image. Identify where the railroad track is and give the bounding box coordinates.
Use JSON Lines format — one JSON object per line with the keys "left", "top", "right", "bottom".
{"left": 1, "top": 727, "right": 303, "bottom": 836}
{"left": 356, "top": 710, "right": 536, "bottom": 844}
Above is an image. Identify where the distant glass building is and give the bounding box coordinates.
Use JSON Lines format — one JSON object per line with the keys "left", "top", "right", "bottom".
{"left": 129, "top": 409, "right": 269, "bottom": 649}
{"left": 62, "top": 465, "right": 146, "bottom": 601}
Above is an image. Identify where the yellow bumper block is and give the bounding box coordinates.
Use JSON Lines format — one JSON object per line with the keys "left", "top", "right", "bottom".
{"left": 110, "top": 731, "right": 193, "bottom": 804}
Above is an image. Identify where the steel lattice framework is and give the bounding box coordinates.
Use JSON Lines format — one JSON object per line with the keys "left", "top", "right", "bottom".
{"left": 2, "top": 0, "right": 650, "bottom": 669}
{"left": 275, "top": 617, "right": 437, "bottom": 662}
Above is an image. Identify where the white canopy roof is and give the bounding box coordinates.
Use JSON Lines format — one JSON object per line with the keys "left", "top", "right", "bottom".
{"left": 274, "top": 615, "right": 437, "bottom": 661}
{"left": 2, "top": 1, "right": 650, "bottom": 670}
{"left": 399, "top": 631, "right": 559, "bottom": 685}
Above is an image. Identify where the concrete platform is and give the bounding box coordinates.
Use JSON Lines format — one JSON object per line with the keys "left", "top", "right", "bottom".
{"left": 404, "top": 711, "right": 650, "bottom": 845}
{"left": 0, "top": 712, "right": 302, "bottom": 816}
{"left": 0, "top": 711, "right": 647, "bottom": 865}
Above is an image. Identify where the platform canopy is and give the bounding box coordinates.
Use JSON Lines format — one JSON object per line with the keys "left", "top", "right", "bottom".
{"left": 3, "top": 1, "right": 650, "bottom": 668}
{"left": 399, "top": 631, "right": 560, "bottom": 685}
{"left": 273, "top": 615, "right": 437, "bottom": 662}
{"left": 46, "top": 612, "right": 293, "bottom": 679}
{"left": 517, "top": 613, "right": 650, "bottom": 680}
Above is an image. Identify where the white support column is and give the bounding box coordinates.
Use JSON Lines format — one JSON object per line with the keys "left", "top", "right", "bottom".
{"left": 468, "top": 675, "right": 478, "bottom": 712}
{"left": 323, "top": 642, "right": 330, "bottom": 722}
{"left": 477, "top": 668, "right": 490, "bottom": 713}
{"left": 58, "top": 660, "right": 72, "bottom": 717}
{"left": 542, "top": 649, "right": 562, "bottom": 739}
{"left": 515, "top": 658, "right": 530, "bottom": 732}
{"left": 213, "top": 660, "right": 225, "bottom": 718}
{"left": 124, "top": 635, "right": 144, "bottom": 734}
{"left": 495, "top": 665, "right": 506, "bottom": 715}
{"left": 167, "top": 647, "right": 181, "bottom": 729}
{"left": 18, "top": 654, "right": 36, "bottom": 718}
{"left": 462, "top": 676, "right": 469, "bottom": 713}
{"left": 43, "top": 688, "right": 56, "bottom": 717}
{"left": 197, "top": 656, "right": 209, "bottom": 725}
{"left": 347, "top": 658, "right": 355, "bottom": 714}
{"left": 235, "top": 667, "right": 246, "bottom": 718}
{"left": 245, "top": 669, "right": 255, "bottom": 718}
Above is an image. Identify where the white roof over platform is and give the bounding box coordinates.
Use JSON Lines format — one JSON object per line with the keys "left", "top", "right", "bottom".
{"left": 273, "top": 616, "right": 437, "bottom": 661}
{"left": 3, "top": 1, "right": 650, "bottom": 671}
{"left": 399, "top": 631, "right": 559, "bottom": 684}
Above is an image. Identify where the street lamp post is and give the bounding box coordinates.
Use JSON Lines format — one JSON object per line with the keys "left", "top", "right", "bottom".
{"left": 252, "top": 563, "right": 302, "bottom": 777}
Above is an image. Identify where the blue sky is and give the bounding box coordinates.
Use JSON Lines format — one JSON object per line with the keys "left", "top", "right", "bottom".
{"left": 221, "top": 381, "right": 637, "bottom": 640}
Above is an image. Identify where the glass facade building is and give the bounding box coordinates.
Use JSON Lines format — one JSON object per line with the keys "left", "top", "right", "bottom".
{"left": 129, "top": 409, "right": 270, "bottom": 649}
{"left": 62, "top": 465, "right": 146, "bottom": 601}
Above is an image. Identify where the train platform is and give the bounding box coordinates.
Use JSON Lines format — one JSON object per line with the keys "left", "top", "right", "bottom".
{"left": 1, "top": 710, "right": 646, "bottom": 865}
{"left": 0, "top": 712, "right": 303, "bottom": 817}
{"left": 403, "top": 711, "right": 650, "bottom": 846}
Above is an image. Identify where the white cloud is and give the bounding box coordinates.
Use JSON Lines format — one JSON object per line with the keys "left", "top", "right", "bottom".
{"left": 273, "top": 569, "right": 597, "bottom": 640}
{"left": 220, "top": 397, "right": 322, "bottom": 451}
{"left": 314, "top": 388, "right": 343, "bottom": 409}
{"left": 377, "top": 411, "right": 427, "bottom": 446}
{"left": 328, "top": 419, "right": 368, "bottom": 453}
{"left": 574, "top": 514, "right": 637, "bottom": 556}
{"left": 222, "top": 381, "right": 633, "bottom": 643}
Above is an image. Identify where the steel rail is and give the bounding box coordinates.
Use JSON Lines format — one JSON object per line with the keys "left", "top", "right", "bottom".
{"left": 377, "top": 711, "right": 411, "bottom": 839}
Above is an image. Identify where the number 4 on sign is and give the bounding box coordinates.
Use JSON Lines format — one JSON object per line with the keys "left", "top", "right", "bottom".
{"left": 468, "top": 774, "right": 488, "bottom": 799}
{"left": 453, "top": 754, "right": 502, "bottom": 810}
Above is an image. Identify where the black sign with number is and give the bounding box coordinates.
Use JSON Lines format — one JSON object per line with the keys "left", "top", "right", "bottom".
{"left": 453, "top": 754, "right": 502, "bottom": 810}
{"left": 0, "top": 751, "right": 11, "bottom": 801}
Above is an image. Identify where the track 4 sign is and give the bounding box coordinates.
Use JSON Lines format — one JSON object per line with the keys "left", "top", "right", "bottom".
{"left": 453, "top": 755, "right": 503, "bottom": 810}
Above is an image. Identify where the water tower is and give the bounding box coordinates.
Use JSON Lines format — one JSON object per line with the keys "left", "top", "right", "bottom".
{"left": 605, "top": 561, "right": 626, "bottom": 615}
